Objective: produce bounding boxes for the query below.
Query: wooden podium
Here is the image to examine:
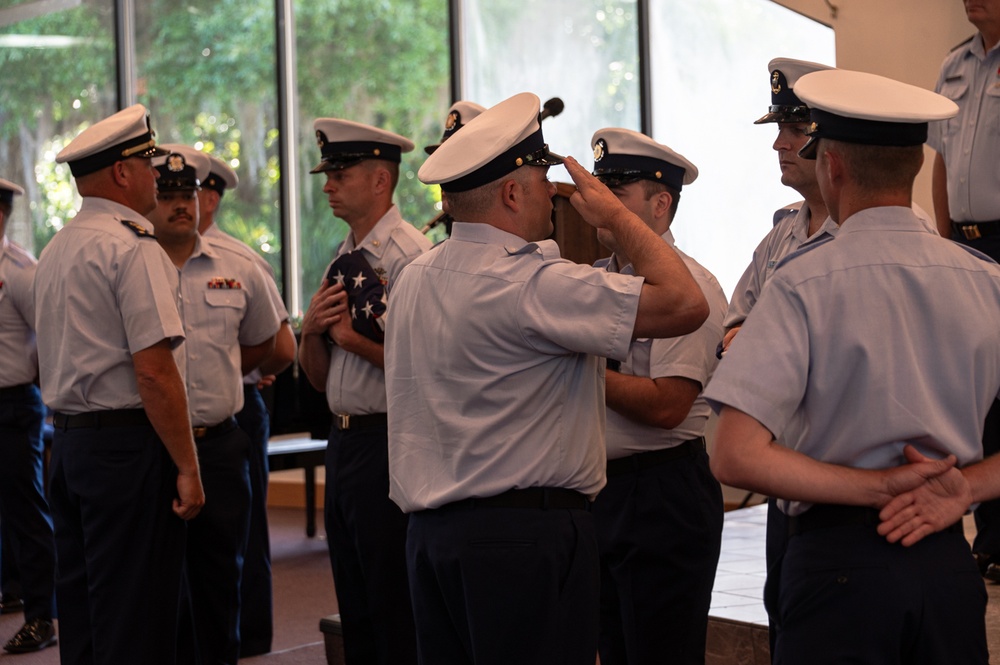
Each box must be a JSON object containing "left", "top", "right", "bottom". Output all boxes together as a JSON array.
[{"left": 550, "top": 182, "right": 612, "bottom": 266}]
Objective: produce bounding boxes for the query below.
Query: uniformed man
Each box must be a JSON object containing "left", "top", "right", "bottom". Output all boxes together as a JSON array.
[
  {"left": 588, "top": 129, "right": 726, "bottom": 665},
  {"left": 0, "top": 177, "right": 56, "bottom": 654},
  {"left": 423, "top": 100, "right": 486, "bottom": 154},
  {"left": 722, "top": 58, "right": 836, "bottom": 351},
  {"left": 705, "top": 69, "right": 996, "bottom": 664},
  {"left": 721, "top": 58, "right": 837, "bottom": 655},
  {"left": 35, "top": 104, "right": 204, "bottom": 665},
  {"left": 385, "top": 92, "right": 709, "bottom": 664},
  {"left": 298, "top": 117, "right": 431, "bottom": 665},
  {"left": 148, "top": 146, "right": 280, "bottom": 665},
  {"left": 190, "top": 149, "right": 297, "bottom": 655},
  {"left": 928, "top": 0, "right": 1000, "bottom": 580},
  {"left": 423, "top": 101, "right": 487, "bottom": 236}
]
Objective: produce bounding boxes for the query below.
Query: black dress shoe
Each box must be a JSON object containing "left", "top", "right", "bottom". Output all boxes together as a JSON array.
[
  {"left": 985, "top": 563, "right": 1000, "bottom": 584},
  {"left": 3, "top": 618, "right": 56, "bottom": 653},
  {"left": 0, "top": 594, "right": 24, "bottom": 614}
]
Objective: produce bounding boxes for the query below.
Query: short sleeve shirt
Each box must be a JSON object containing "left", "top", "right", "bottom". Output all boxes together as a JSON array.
[
  {"left": 927, "top": 34, "right": 1000, "bottom": 223},
  {"left": 704, "top": 207, "right": 1000, "bottom": 515},
  {"left": 34, "top": 197, "right": 185, "bottom": 413},
  {"left": 725, "top": 202, "right": 838, "bottom": 328},
  {"left": 203, "top": 224, "right": 290, "bottom": 385},
  {"left": 173, "top": 235, "right": 281, "bottom": 425},
  {"left": 0, "top": 237, "right": 38, "bottom": 388},
  {"left": 385, "top": 222, "right": 643, "bottom": 512},
  {"left": 597, "top": 230, "right": 728, "bottom": 458},
  {"left": 322, "top": 205, "right": 431, "bottom": 414}
]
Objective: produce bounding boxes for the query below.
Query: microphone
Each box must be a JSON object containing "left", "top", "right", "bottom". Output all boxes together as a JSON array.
[{"left": 539, "top": 97, "right": 565, "bottom": 121}]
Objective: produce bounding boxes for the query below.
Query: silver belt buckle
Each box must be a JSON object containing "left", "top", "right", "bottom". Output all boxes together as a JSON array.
[
  {"left": 962, "top": 224, "right": 982, "bottom": 240},
  {"left": 335, "top": 413, "right": 351, "bottom": 430}
]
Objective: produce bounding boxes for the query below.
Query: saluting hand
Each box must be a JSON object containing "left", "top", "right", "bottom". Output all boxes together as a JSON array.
[{"left": 563, "top": 156, "right": 633, "bottom": 231}]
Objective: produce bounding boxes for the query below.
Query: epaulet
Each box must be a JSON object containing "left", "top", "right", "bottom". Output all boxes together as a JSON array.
[
  {"left": 121, "top": 219, "right": 156, "bottom": 239},
  {"left": 951, "top": 34, "right": 975, "bottom": 53}
]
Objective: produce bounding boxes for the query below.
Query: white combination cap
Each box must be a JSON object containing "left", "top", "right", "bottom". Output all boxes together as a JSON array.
[
  {"left": 795, "top": 69, "right": 960, "bottom": 159},
  {"left": 203, "top": 153, "right": 239, "bottom": 195},
  {"left": 591, "top": 127, "right": 698, "bottom": 190},
  {"left": 0, "top": 178, "right": 25, "bottom": 206},
  {"left": 311, "top": 118, "right": 414, "bottom": 173},
  {"left": 56, "top": 104, "right": 166, "bottom": 177},
  {"left": 418, "top": 92, "right": 564, "bottom": 193},
  {"left": 152, "top": 145, "right": 211, "bottom": 191},
  {"left": 755, "top": 57, "right": 835, "bottom": 124},
  {"left": 424, "top": 101, "right": 487, "bottom": 154}
]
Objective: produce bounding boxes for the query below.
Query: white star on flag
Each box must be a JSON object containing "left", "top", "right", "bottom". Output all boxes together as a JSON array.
[
  {"left": 352, "top": 271, "right": 367, "bottom": 289},
  {"left": 332, "top": 270, "right": 345, "bottom": 285},
  {"left": 362, "top": 301, "right": 375, "bottom": 318}
]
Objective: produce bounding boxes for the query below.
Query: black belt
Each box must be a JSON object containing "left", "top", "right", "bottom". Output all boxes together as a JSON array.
[
  {"left": 442, "top": 487, "right": 590, "bottom": 511},
  {"left": 53, "top": 408, "right": 150, "bottom": 430},
  {"left": 0, "top": 383, "right": 34, "bottom": 399},
  {"left": 332, "top": 412, "right": 387, "bottom": 431},
  {"left": 606, "top": 437, "right": 705, "bottom": 477},
  {"left": 787, "top": 504, "right": 963, "bottom": 537},
  {"left": 953, "top": 220, "right": 1000, "bottom": 241},
  {"left": 193, "top": 417, "right": 238, "bottom": 440}
]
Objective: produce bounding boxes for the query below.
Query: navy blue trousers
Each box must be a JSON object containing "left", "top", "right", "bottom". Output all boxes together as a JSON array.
[
  {"left": 407, "top": 502, "right": 600, "bottom": 665},
  {"left": 592, "top": 448, "right": 723, "bottom": 665},
  {"left": 0, "top": 385, "right": 55, "bottom": 621},
  {"left": 235, "top": 384, "right": 273, "bottom": 656},
  {"left": 181, "top": 425, "right": 252, "bottom": 665},
  {"left": 769, "top": 524, "right": 987, "bottom": 665},
  {"left": 324, "top": 422, "right": 416, "bottom": 665},
  {"left": 49, "top": 424, "right": 186, "bottom": 665}
]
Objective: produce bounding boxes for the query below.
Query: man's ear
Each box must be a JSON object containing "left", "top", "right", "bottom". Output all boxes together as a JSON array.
[
  {"left": 202, "top": 189, "right": 221, "bottom": 216},
  {"left": 820, "top": 145, "right": 844, "bottom": 187},
  {"left": 372, "top": 166, "right": 391, "bottom": 195},
  {"left": 499, "top": 178, "right": 519, "bottom": 213},
  {"left": 652, "top": 189, "right": 673, "bottom": 221},
  {"left": 111, "top": 160, "right": 130, "bottom": 188}
]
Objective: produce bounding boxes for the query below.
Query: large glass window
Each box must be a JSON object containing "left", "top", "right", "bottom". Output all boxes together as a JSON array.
[
  {"left": 134, "top": 0, "right": 282, "bottom": 284},
  {"left": 294, "top": 0, "right": 450, "bottom": 312},
  {"left": 0, "top": 0, "right": 117, "bottom": 256},
  {"left": 648, "top": 0, "right": 835, "bottom": 298},
  {"left": 460, "top": 0, "right": 640, "bottom": 182},
  {"left": 2, "top": 0, "right": 835, "bottom": 310}
]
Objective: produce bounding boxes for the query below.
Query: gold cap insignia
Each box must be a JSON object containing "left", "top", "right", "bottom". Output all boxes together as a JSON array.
[
  {"left": 771, "top": 71, "right": 782, "bottom": 95},
  {"left": 445, "top": 111, "right": 460, "bottom": 130},
  {"left": 167, "top": 154, "right": 185, "bottom": 172},
  {"left": 593, "top": 139, "right": 607, "bottom": 162},
  {"left": 315, "top": 130, "right": 325, "bottom": 147}
]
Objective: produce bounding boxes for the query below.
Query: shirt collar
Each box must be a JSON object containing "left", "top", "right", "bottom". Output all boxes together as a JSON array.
[{"left": 341, "top": 205, "right": 403, "bottom": 260}]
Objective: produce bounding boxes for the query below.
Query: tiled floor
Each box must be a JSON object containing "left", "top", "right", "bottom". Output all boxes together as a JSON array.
[
  {"left": 710, "top": 504, "right": 769, "bottom": 627},
  {"left": 706, "top": 504, "right": 770, "bottom": 665}
]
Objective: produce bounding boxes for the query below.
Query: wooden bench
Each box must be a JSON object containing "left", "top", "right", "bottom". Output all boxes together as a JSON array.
[{"left": 267, "top": 434, "right": 327, "bottom": 537}]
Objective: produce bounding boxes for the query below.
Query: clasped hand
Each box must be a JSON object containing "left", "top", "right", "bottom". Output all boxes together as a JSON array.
[{"left": 876, "top": 444, "right": 972, "bottom": 547}]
